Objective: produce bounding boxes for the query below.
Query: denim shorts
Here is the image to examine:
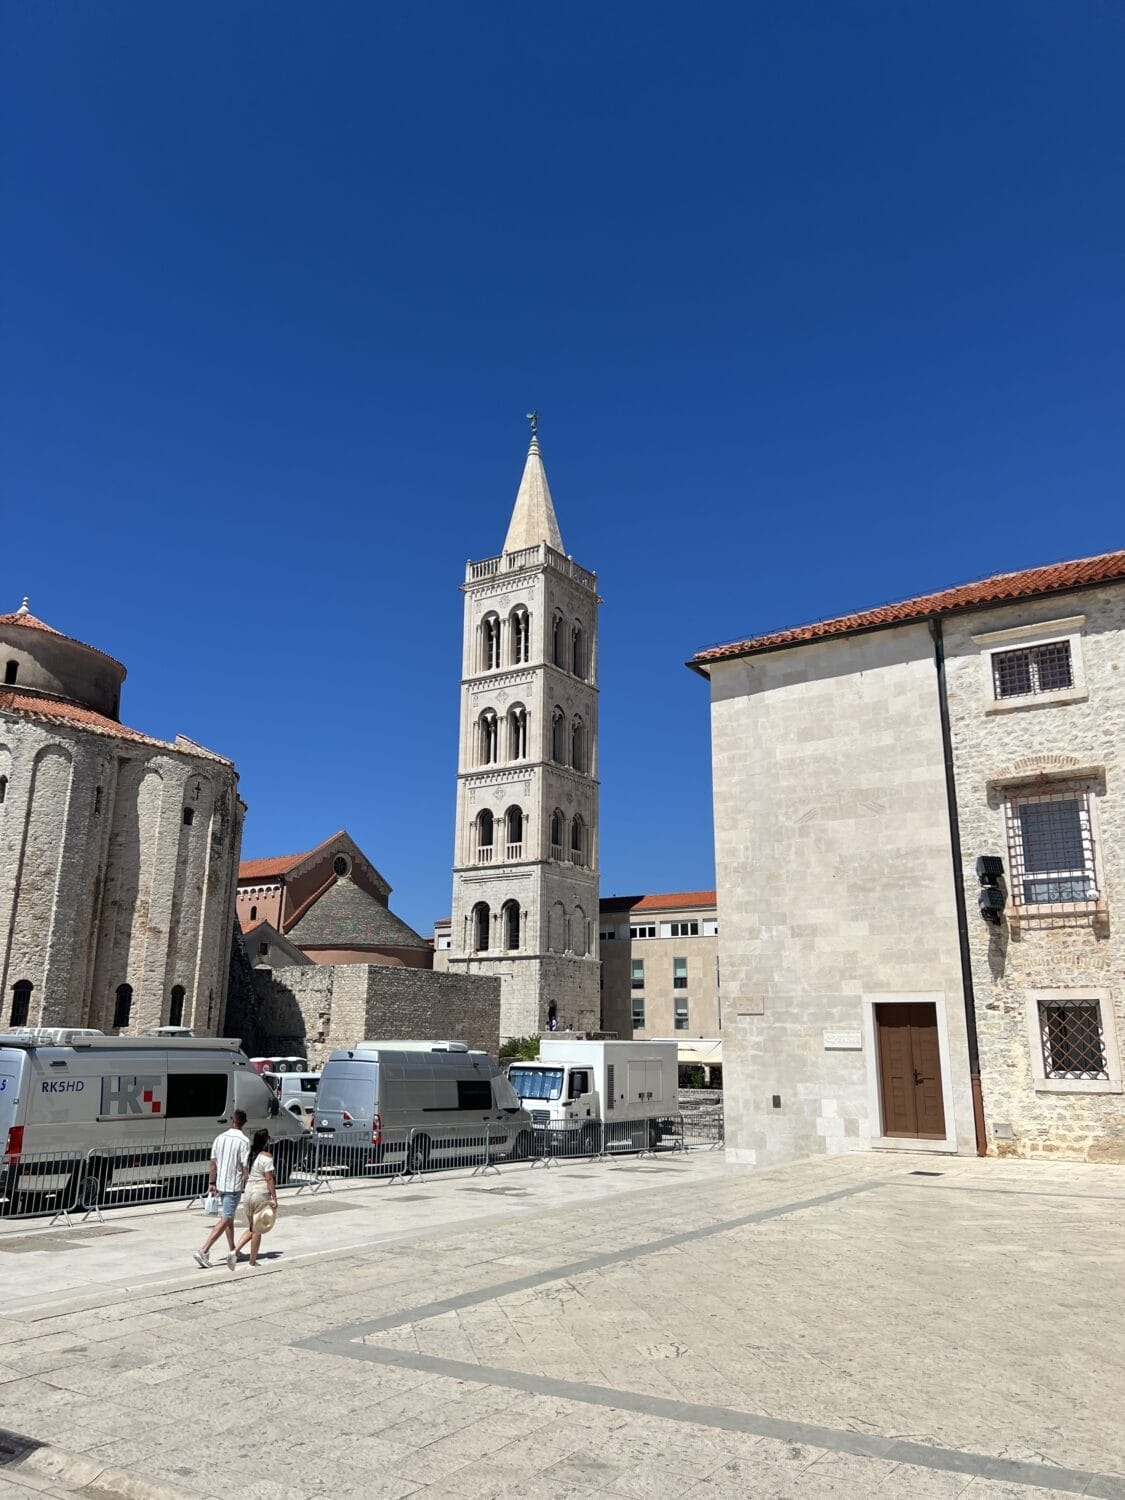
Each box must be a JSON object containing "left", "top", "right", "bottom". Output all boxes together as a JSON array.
[{"left": 219, "top": 1190, "right": 242, "bottom": 1220}]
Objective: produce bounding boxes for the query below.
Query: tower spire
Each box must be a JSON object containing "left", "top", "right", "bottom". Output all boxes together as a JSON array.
[{"left": 502, "top": 413, "right": 564, "bottom": 554}]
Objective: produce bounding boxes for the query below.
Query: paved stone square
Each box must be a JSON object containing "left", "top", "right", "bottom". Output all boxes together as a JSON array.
[{"left": 0, "top": 1151, "right": 1122, "bottom": 1499}]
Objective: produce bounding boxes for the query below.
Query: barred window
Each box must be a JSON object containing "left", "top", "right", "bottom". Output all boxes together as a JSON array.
[
  {"left": 992, "top": 641, "right": 1072, "bottom": 700},
  {"left": 1039, "top": 1000, "right": 1108, "bottom": 1081},
  {"left": 1004, "top": 785, "right": 1098, "bottom": 908}
]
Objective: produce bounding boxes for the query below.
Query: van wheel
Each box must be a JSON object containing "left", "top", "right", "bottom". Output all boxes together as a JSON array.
[
  {"left": 407, "top": 1135, "right": 431, "bottom": 1174},
  {"left": 512, "top": 1129, "right": 533, "bottom": 1161},
  {"left": 272, "top": 1141, "right": 294, "bottom": 1188},
  {"left": 69, "top": 1159, "right": 109, "bottom": 1212}
]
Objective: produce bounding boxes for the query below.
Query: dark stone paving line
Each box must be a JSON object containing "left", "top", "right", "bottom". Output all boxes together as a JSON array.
[
  {"left": 304, "top": 1179, "right": 882, "bottom": 1344},
  {"left": 302, "top": 1342, "right": 1125, "bottom": 1499},
  {"left": 891, "top": 1182, "right": 1125, "bottom": 1205}
]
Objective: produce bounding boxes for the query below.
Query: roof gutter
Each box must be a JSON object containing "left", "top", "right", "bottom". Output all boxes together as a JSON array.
[{"left": 929, "top": 615, "right": 987, "bottom": 1157}]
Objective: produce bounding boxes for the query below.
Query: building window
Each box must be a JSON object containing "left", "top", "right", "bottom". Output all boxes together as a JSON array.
[
  {"left": 93, "top": 786, "right": 102, "bottom": 815},
  {"left": 436, "top": 933, "right": 451, "bottom": 951},
  {"left": 0, "top": 775, "right": 7, "bottom": 805},
  {"left": 502, "top": 900, "right": 521, "bottom": 950},
  {"left": 674, "top": 999, "right": 689, "bottom": 1031},
  {"left": 631, "top": 997, "right": 645, "bottom": 1030},
  {"left": 550, "top": 810, "right": 564, "bottom": 861},
  {"left": 702, "top": 918, "right": 718, "bottom": 936},
  {"left": 249, "top": 904, "right": 258, "bottom": 921},
  {"left": 169, "top": 985, "right": 185, "bottom": 1027},
  {"left": 481, "top": 614, "right": 501, "bottom": 671},
  {"left": 9, "top": 980, "right": 32, "bottom": 1027},
  {"left": 600, "top": 927, "right": 617, "bottom": 941},
  {"left": 475, "top": 809, "right": 495, "bottom": 864},
  {"left": 570, "top": 717, "right": 586, "bottom": 773},
  {"left": 630, "top": 959, "right": 644, "bottom": 990},
  {"left": 333, "top": 855, "right": 351, "bottom": 878},
  {"left": 551, "top": 707, "right": 566, "bottom": 764},
  {"left": 572, "top": 623, "right": 586, "bottom": 679},
  {"left": 4, "top": 660, "right": 17, "bottom": 685},
  {"left": 113, "top": 983, "right": 133, "bottom": 1029},
  {"left": 471, "top": 902, "right": 491, "bottom": 952},
  {"left": 509, "top": 607, "right": 530, "bottom": 665},
  {"left": 661, "top": 920, "right": 700, "bottom": 938},
  {"left": 1040, "top": 1000, "right": 1107, "bottom": 1081},
  {"left": 505, "top": 805, "right": 524, "bottom": 860},
  {"left": 479, "top": 710, "right": 499, "bottom": 766},
  {"left": 182, "top": 806, "right": 195, "bottom": 826},
  {"left": 992, "top": 641, "right": 1073, "bottom": 700},
  {"left": 673, "top": 957, "right": 688, "bottom": 989},
  {"left": 570, "top": 816, "right": 585, "bottom": 867},
  {"left": 258, "top": 943, "right": 269, "bottom": 957},
  {"left": 507, "top": 705, "right": 528, "bottom": 760},
  {"left": 630, "top": 923, "right": 656, "bottom": 939},
  {"left": 1004, "top": 784, "right": 1099, "bottom": 909},
  {"left": 552, "top": 612, "right": 567, "bottom": 669}
]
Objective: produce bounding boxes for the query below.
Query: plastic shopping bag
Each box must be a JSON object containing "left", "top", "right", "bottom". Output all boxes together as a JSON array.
[{"left": 203, "top": 1191, "right": 220, "bottom": 1216}]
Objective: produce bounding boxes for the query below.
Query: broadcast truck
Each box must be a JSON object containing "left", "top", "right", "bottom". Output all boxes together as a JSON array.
[{"left": 507, "top": 1038, "right": 679, "bottom": 1151}]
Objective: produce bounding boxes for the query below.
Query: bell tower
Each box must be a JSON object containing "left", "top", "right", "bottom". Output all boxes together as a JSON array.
[{"left": 446, "top": 418, "right": 601, "bottom": 1040}]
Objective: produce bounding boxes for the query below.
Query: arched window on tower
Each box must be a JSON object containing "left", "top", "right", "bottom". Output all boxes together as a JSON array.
[
  {"left": 475, "top": 809, "right": 494, "bottom": 864},
  {"left": 551, "top": 707, "right": 566, "bottom": 764},
  {"left": 570, "top": 716, "right": 586, "bottom": 774},
  {"left": 480, "top": 614, "right": 501, "bottom": 671},
  {"left": 182, "top": 806, "right": 195, "bottom": 826},
  {"left": 550, "top": 810, "right": 565, "bottom": 860},
  {"left": 507, "top": 705, "right": 527, "bottom": 761},
  {"left": 471, "top": 902, "right": 491, "bottom": 952},
  {"left": 572, "top": 622, "right": 586, "bottom": 680},
  {"left": 9, "top": 980, "right": 32, "bottom": 1027},
  {"left": 505, "top": 806, "right": 524, "bottom": 860},
  {"left": 113, "top": 983, "right": 133, "bottom": 1029},
  {"left": 570, "top": 816, "right": 586, "bottom": 868},
  {"left": 552, "top": 612, "right": 567, "bottom": 670},
  {"left": 479, "top": 710, "right": 499, "bottom": 766},
  {"left": 509, "top": 607, "right": 530, "bottom": 665},
  {"left": 249, "top": 904, "right": 258, "bottom": 921},
  {"left": 4, "top": 661, "right": 17, "bottom": 686},
  {"left": 502, "top": 899, "right": 521, "bottom": 951},
  {"left": 169, "top": 985, "right": 186, "bottom": 1027}
]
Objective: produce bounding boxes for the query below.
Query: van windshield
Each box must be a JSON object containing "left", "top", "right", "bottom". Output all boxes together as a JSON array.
[
  {"left": 508, "top": 1066, "right": 564, "bottom": 1101},
  {"left": 318, "top": 1069, "right": 376, "bottom": 1120}
]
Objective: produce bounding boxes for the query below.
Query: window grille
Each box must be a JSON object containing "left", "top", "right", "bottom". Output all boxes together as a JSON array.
[
  {"left": 1039, "top": 1000, "right": 1108, "bottom": 1080},
  {"left": 992, "top": 641, "right": 1072, "bottom": 699},
  {"left": 1004, "top": 785, "right": 1098, "bottom": 909}
]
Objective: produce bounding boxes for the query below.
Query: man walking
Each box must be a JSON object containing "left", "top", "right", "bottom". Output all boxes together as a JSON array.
[{"left": 194, "top": 1108, "right": 250, "bottom": 1271}]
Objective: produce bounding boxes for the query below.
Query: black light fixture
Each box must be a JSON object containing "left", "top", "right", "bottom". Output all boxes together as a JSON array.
[{"left": 976, "top": 855, "right": 1006, "bottom": 925}]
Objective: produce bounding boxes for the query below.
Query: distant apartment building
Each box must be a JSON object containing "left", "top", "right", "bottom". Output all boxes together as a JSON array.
[{"left": 691, "top": 548, "right": 1125, "bottom": 1167}]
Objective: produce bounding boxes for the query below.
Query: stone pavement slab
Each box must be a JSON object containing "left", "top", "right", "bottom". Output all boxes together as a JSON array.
[{"left": 0, "top": 1151, "right": 1123, "bottom": 1499}]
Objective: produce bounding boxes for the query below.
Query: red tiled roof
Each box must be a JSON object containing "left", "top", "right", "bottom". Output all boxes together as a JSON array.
[
  {"left": 0, "top": 606, "right": 126, "bottom": 672},
  {"left": 0, "top": 688, "right": 230, "bottom": 763},
  {"left": 600, "top": 891, "right": 716, "bottom": 914},
  {"left": 238, "top": 829, "right": 348, "bottom": 883},
  {"left": 690, "top": 549, "right": 1125, "bottom": 668}
]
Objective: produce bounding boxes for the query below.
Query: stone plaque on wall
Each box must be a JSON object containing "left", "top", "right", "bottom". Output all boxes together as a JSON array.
[{"left": 823, "top": 1031, "right": 862, "bottom": 1051}]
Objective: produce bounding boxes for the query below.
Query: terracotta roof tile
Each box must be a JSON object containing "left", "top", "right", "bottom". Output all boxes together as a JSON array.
[
  {"left": 0, "top": 689, "right": 230, "bottom": 763},
  {"left": 0, "top": 606, "right": 126, "bottom": 672},
  {"left": 238, "top": 830, "right": 349, "bottom": 883},
  {"left": 690, "top": 548, "right": 1125, "bottom": 668},
  {"left": 600, "top": 891, "right": 716, "bottom": 914}
]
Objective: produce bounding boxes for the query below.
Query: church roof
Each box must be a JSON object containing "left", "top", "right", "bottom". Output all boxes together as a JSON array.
[
  {"left": 690, "top": 548, "right": 1125, "bottom": 668},
  {"left": 0, "top": 599, "right": 127, "bottom": 672},
  {"left": 0, "top": 688, "right": 232, "bottom": 763},
  {"left": 286, "top": 876, "right": 428, "bottom": 950},
  {"left": 501, "top": 435, "right": 565, "bottom": 554},
  {"left": 238, "top": 830, "right": 349, "bottom": 882}
]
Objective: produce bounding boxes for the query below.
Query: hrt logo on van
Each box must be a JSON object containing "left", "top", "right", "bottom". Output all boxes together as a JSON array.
[{"left": 101, "top": 1076, "right": 164, "bottom": 1115}]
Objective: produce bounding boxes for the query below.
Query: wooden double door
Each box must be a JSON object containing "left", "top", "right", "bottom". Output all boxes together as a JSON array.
[{"left": 875, "top": 1002, "right": 946, "bottom": 1139}]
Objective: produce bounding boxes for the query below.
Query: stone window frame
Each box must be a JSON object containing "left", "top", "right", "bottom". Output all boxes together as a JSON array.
[
  {"left": 1024, "top": 987, "right": 1122, "bottom": 1096},
  {"left": 972, "top": 615, "right": 1088, "bottom": 714},
  {"left": 1001, "top": 777, "right": 1106, "bottom": 921}
]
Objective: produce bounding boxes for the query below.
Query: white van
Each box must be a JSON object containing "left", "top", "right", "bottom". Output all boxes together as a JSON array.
[
  {"left": 262, "top": 1070, "right": 319, "bottom": 1125},
  {"left": 313, "top": 1041, "right": 532, "bottom": 1173},
  {"left": 0, "top": 1034, "right": 306, "bottom": 1214}
]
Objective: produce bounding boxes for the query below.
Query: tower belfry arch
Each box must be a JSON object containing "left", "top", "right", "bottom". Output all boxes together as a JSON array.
[{"left": 446, "top": 421, "right": 601, "bottom": 1039}]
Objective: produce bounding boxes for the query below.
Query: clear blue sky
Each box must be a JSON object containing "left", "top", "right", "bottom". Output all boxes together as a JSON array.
[{"left": 3, "top": 2, "right": 1122, "bottom": 934}]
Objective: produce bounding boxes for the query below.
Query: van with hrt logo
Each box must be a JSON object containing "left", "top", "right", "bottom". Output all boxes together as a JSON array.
[{"left": 0, "top": 1033, "right": 305, "bottom": 1215}]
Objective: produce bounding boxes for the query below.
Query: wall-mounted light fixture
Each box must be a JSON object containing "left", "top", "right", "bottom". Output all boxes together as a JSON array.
[{"left": 976, "top": 855, "right": 1006, "bottom": 925}]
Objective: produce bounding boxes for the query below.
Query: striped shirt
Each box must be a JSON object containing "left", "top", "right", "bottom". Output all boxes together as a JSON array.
[{"left": 210, "top": 1127, "right": 250, "bottom": 1193}]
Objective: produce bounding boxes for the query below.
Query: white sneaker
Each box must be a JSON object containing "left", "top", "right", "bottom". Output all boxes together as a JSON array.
[
  {"left": 226, "top": 1251, "right": 237, "bottom": 1272},
  {"left": 193, "top": 1250, "right": 211, "bottom": 1269}
]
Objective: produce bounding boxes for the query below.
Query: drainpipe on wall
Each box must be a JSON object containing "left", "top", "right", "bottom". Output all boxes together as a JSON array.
[{"left": 929, "top": 617, "right": 988, "bottom": 1156}]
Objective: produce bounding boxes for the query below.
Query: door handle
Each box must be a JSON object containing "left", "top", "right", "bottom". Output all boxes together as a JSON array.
[{"left": 912, "top": 1069, "right": 923, "bottom": 1086}]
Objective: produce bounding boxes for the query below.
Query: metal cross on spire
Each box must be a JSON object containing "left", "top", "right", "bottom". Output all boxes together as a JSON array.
[{"left": 525, "top": 410, "right": 540, "bottom": 441}]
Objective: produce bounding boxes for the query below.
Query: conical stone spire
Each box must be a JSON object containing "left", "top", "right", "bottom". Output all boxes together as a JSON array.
[{"left": 501, "top": 429, "right": 564, "bottom": 555}]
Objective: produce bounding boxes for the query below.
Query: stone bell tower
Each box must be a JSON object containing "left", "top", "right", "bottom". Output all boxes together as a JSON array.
[{"left": 446, "top": 418, "right": 601, "bottom": 1041}]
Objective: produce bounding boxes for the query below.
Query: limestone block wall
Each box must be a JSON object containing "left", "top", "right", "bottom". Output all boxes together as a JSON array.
[
  {"left": 709, "top": 623, "right": 977, "bottom": 1167},
  {"left": 943, "top": 584, "right": 1125, "bottom": 1161},
  {"left": 252, "top": 963, "right": 503, "bottom": 1067}
]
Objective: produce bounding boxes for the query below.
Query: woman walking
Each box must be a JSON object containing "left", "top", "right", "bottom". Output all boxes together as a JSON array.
[{"left": 233, "top": 1128, "right": 278, "bottom": 1267}]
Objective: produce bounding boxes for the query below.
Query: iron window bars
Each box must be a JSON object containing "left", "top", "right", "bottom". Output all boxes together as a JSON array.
[
  {"left": 1003, "top": 784, "right": 1099, "bottom": 911},
  {"left": 992, "top": 640, "right": 1073, "bottom": 700},
  {"left": 1039, "top": 1000, "right": 1109, "bottom": 1081}
]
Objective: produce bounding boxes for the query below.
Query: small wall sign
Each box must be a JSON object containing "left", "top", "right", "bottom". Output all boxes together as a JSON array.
[{"left": 823, "top": 1031, "right": 862, "bottom": 1051}]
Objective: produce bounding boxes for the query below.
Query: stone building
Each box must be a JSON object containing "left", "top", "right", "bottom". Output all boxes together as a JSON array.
[
  {"left": 237, "top": 829, "right": 429, "bottom": 968},
  {"left": 598, "top": 892, "right": 721, "bottom": 1047},
  {"left": 443, "top": 426, "right": 601, "bottom": 1040},
  {"left": 691, "top": 550, "right": 1125, "bottom": 1166},
  {"left": 0, "top": 599, "right": 243, "bottom": 1036}
]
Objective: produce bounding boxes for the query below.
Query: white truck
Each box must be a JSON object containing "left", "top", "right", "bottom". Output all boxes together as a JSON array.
[{"left": 507, "top": 1039, "right": 679, "bottom": 1151}]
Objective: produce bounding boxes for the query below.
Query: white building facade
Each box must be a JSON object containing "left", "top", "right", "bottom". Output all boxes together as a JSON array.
[
  {"left": 692, "top": 550, "right": 1125, "bottom": 1166},
  {"left": 444, "top": 429, "right": 601, "bottom": 1040}
]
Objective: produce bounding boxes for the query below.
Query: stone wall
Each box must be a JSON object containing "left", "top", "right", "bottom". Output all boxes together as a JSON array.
[
  {"left": 944, "top": 584, "right": 1125, "bottom": 1161},
  {"left": 251, "top": 963, "right": 503, "bottom": 1067},
  {"left": 708, "top": 623, "right": 977, "bottom": 1167}
]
